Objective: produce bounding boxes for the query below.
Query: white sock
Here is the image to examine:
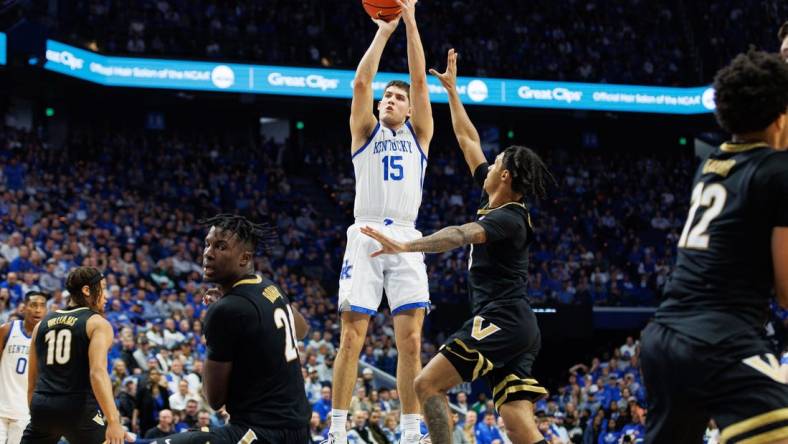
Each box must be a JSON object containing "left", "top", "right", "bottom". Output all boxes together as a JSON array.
[
  {"left": 401, "top": 413, "right": 421, "bottom": 436},
  {"left": 330, "top": 409, "right": 348, "bottom": 435}
]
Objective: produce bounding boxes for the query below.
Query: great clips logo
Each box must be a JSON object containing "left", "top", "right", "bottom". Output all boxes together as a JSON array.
[
  {"left": 517, "top": 85, "right": 583, "bottom": 104},
  {"left": 46, "top": 49, "right": 85, "bottom": 70}
]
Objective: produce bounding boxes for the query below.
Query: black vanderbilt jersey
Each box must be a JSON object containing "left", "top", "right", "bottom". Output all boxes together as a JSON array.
[
  {"left": 660, "top": 142, "right": 788, "bottom": 343},
  {"left": 34, "top": 306, "right": 98, "bottom": 397},
  {"left": 203, "top": 274, "right": 311, "bottom": 429},
  {"left": 467, "top": 164, "right": 534, "bottom": 315}
]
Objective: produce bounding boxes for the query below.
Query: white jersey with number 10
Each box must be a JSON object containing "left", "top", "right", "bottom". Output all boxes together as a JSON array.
[{"left": 352, "top": 121, "right": 427, "bottom": 225}]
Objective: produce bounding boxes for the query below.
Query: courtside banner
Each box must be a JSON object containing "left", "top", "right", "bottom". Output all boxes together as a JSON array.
[
  {"left": 0, "top": 33, "right": 6, "bottom": 65},
  {"left": 45, "top": 40, "right": 715, "bottom": 114}
]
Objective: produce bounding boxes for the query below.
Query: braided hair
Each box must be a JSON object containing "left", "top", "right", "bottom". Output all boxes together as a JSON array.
[
  {"left": 198, "top": 213, "right": 277, "bottom": 253},
  {"left": 501, "top": 145, "right": 556, "bottom": 200},
  {"left": 65, "top": 266, "right": 104, "bottom": 311}
]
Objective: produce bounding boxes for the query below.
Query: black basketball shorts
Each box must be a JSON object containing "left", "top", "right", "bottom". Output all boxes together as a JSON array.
[
  {"left": 641, "top": 321, "right": 788, "bottom": 444},
  {"left": 439, "top": 298, "right": 548, "bottom": 411}
]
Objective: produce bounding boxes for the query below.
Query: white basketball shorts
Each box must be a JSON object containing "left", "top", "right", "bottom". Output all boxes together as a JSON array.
[{"left": 338, "top": 220, "right": 430, "bottom": 315}]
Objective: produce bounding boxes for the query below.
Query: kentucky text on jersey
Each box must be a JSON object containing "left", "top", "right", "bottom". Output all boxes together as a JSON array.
[
  {"left": 6, "top": 344, "right": 29, "bottom": 355},
  {"left": 47, "top": 315, "right": 78, "bottom": 328},
  {"left": 372, "top": 139, "right": 413, "bottom": 154}
]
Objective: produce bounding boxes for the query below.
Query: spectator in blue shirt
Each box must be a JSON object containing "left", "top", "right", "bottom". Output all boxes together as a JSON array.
[
  {"left": 8, "top": 246, "right": 33, "bottom": 273},
  {"left": 312, "top": 386, "right": 332, "bottom": 422},
  {"left": 619, "top": 408, "right": 646, "bottom": 443},
  {"left": 475, "top": 412, "right": 503, "bottom": 444},
  {"left": 0, "top": 272, "right": 23, "bottom": 305},
  {"left": 598, "top": 418, "right": 620, "bottom": 444}
]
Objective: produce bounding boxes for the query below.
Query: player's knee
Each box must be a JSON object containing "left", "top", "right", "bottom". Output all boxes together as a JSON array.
[
  {"left": 413, "top": 372, "right": 441, "bottom": 398},
  {"left": 338, "top": 328, "right": 366, "bottom": 352},
  {"left": 395, "top": 331, "right": 421, "bottom": 357}
]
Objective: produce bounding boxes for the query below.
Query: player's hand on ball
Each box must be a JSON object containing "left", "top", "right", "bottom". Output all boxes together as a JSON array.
[
  {"left": 429, "top": 49, "right": 458, "bottom": 92},
  {"left": 396, "top": 0, "right": 418, "bottom": 24},
  {"left": 373, "top": 15, "right": 401, "bottom": 36},
  {"left": 360, "top": 226, "right": 407, "bottom": 257}
]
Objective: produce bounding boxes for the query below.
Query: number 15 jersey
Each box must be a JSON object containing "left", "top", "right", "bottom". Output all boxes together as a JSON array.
[
  {"left": 660, "top": 142, "right": 788, "bottom": 343},
  {"left": 352, "top": 121, "right": 428, "bottom": 225}
]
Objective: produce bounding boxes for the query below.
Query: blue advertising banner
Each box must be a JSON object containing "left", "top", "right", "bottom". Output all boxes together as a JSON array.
[
  {"left": 0, "top": 33, "right": 6, "bottom": 66},
  {"left": 45, "top": 40, "right": 716, "bottom": 114}
]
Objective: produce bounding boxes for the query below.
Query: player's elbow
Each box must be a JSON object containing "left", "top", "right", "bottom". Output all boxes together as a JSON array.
[
  {"left": 353, "top": 78, "right": 371, "bottom": 91},
  {"left": 88, "top": 367, "right": 106, "bottom": 385}
]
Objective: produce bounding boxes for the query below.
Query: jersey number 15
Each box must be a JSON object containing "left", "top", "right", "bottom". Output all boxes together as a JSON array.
[{"left": 678, "top": 182, "right": 727, "bottom": 249}]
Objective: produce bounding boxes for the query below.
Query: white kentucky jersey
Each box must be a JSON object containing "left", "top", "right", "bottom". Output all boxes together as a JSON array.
[
  {"left": 352, "top": 121, "right": 428, "bottom": 225},
  {"left": 0, "top": 320, "right": 32, "bottom": 419}
]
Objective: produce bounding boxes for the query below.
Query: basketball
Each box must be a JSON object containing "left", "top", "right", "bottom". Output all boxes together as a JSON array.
[{"left": 362, "top": 0, "right": 402, "bottom": 22}]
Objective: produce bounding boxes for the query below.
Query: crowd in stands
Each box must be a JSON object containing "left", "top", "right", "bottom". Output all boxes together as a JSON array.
[
  {"left": 47, "top": 0, "right": 787, "bottom": 86},
  {"left": 310, "top": 141, "right": 695, "bottom": 308},
  {"left": 0, "top": 123, "right": 721, "bottom": 442}
]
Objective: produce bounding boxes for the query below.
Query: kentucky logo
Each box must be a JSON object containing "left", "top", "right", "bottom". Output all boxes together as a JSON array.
[{"left": 340, "top": 260, "right": 353, "bottom": 280}]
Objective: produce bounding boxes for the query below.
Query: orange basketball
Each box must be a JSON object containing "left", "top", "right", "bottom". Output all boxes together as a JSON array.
[{"left": 362, "top": 0, "right": 402, "bottom": 22}]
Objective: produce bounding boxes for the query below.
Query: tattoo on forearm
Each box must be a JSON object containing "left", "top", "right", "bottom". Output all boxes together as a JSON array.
[
  {"left": 407, "top": 226, "right": 473, "bottom": 253},
  {"left": 423, "top": 395, "right": 452, "bottom": 444}
]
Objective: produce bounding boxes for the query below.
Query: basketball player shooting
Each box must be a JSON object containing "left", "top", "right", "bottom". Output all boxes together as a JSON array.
[{"left": 328, "top": 1, "right": 434, "bottom": 443}]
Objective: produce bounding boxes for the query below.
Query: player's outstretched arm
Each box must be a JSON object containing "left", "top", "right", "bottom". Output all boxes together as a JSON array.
[
  {"left": 351, "top": 17, "right": 401, "bottom": 151},
  {"left": 773, "top": 227, "right": 788, "bottom": 308},
  {"left": 430, "top": 49, "right": 487, "bottom": 174},
  {"left": 87, "top": 316, "right": 127, "bottom": 444},
  {"left": 26, "top": 322, "right": 40, "bottom": 408},
  {"left": 399, "top": 0, "right": 434, "bottom": 149},
  {"left": 361, "top": 222, "right": 486, "bottom": 255}
]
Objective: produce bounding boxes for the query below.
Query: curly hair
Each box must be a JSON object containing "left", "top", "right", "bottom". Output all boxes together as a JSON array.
[
  {"left": 713, "top": 49, "right": 788, "bottom": 134},
  {"left": 501, "top": 145, "right": 556, "bottom": 200},
  {"left": 199, "top": 213, "right": 277, "bottom": 253},
  {"left": 65, "top": 267, "right": 104, "bottom": 311},
  {"left": 779, "top": 21, "right": 788, "bottom": 42}
]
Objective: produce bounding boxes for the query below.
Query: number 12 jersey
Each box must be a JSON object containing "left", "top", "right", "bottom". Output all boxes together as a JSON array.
[{"left": 660, "top": 142, "right": 788, "bottom": 343}]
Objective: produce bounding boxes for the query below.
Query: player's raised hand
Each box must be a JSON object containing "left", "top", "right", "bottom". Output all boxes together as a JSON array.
[
  {"left": 396, "top": 0, "right": 418, "bottom": 24},
  {"left": 429, "top": 49, "right": 458, "bottom": 92},
  {"left": 360, "top": 226, "right": 407, "bottom": 257},
  {"left": 372, "top": 14, "right": 401, "bottom": 36}
]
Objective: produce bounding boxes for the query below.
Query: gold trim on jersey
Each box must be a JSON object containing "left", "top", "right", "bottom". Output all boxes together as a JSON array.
[
  {"left": 446, "top": 339, "right": 493, "bottom": 380},
  {"left": 477, "top": 201, "right": 526, "bottom": 216},
  {"left": 702, "top": 158, "right": 737, "bottom": 177},
  {"left": 720, "top": 407, "right": 788, "bottom": 444},
  {"left": 232, "top": 275, "right": 263, "bottom": 288},
  {"left": 263, "top": 285, "right": 283, "bottom": 303},
  {"left": 494, "top": 383, "right": 549, "bottom": 410},
  {"left": 493, "top": 373, "right": 547, "bottom": 409},
  {"left": 735, "top": 427, "right": 788, "bottom": 444},
  {"left": 719, "top": 142, "right": 770, "bottom": 153},
  {"left": 493, "top": 374, "right": 540, "bottom": 397},
  {"left": 55, "top": 306, "right": 89, "bottom": 314},
  {"left": 478, "top": 201, "right": 533, "bottom": 228}
]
